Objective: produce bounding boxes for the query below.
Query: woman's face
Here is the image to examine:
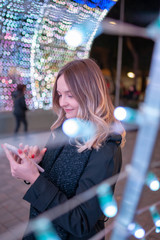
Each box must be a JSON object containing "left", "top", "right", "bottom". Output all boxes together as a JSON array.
[{"left": 57, "top": 74, "right": 79, "bottom": 119}]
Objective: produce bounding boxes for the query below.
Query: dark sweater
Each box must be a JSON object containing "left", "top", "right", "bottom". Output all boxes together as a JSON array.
[{"left": 23, "top": 129, "right": 122, "bottom": 240}]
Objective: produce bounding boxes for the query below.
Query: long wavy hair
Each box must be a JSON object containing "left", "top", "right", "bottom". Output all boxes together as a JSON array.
[{"left": 51, "top": 58, "right": 125, "bottom": 152}]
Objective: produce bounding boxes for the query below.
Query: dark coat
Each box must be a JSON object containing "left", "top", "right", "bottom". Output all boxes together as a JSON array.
[
  {"left": 12, "top": 90, "right": 28, "bottom": 116},
  {"left": 23, "top": 129, "right": 122, "bottom": 240}
]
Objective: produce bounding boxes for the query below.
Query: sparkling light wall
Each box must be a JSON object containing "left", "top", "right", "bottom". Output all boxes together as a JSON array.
[{"left": 0, "top": 0, "right": 118, "bottom": 112}]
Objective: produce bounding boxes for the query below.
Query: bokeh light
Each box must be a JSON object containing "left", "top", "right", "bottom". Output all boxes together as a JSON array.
[
  {"left": 97, "top": 183, "right": 118, "bottom": 218},
  {"left": 0, "top": 0, "right": 118, "bottom": 111}
]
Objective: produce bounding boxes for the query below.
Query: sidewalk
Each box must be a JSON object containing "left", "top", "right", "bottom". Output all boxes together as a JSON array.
[{"left": 0, "top": 130, "right": 160, "bottom": 240}]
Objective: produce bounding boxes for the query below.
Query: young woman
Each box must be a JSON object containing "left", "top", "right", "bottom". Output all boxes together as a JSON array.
[{"left": 3, "top": 59, "right": 125, "bottom": 240}]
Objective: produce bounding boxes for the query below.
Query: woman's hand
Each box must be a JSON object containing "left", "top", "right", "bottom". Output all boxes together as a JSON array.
[
  {"left": 19, "top": 143, "right": 47, "bottom": 164},
  {"left": 2, "top": 144, "right": 40, "bottom": 184}
]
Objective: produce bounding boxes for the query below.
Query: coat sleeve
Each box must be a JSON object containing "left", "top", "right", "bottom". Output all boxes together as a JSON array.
[{"left": 23, "top": 142, "right": 121, "bottom": 237}]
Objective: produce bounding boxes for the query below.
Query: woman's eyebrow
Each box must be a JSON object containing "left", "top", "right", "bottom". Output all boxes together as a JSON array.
[{"left": 57, "top": 90, "right": 72, "bottom": 94}]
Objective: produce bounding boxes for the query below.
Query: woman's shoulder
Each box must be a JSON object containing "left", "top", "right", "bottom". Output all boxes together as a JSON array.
[{"left": 91, "top": 133, "right": 122, "bottom": 159}]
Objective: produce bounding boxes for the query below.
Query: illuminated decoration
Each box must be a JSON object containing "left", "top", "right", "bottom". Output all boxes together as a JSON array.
[
  {"left": 0, "top": 0, "right": 118, "bottom": 112},
  {"left": 0, "top": 0, "right": 42, "bottom": 111},
  {"left": 33, "top": 217, "right": 60, "bottom": 240},
  {"left": 155, "top": 227, "right": 160, "bottom": 233},
  {"left": 62, "top": 118, "right": 96, "bottom": 140},
  {"left": 149, "top": 206, "right": 160, "bottom": 227},
  {"left": 128, "top": 222, "right": 145, "bottom": 239},
  {"left": 97, "top": 183, "right": 118, "bottom": 218},
  {"left": 114, "top": 106, "right": 127, "bottom": 121},
  {"left": 127, "top": 72, "right": 135, "bottom": 78},
  {"left": 114, "top": 106, "right": 139, "bottom": 123},
  {"left": 72, "top": 0, "right": 118, "bottom": 10},
  {"left": 146, "top": 172, "right": 160, "bottom": 191},
  {"left": 30, "top": 0, "right": 108, "bottom": 109}
]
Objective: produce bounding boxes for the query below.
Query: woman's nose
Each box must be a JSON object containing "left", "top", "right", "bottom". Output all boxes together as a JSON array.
[{"left": 59, "top": 96, "right": 68, "bottom": 107}]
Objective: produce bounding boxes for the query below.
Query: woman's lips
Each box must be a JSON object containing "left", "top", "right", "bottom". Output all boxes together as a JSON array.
[{"left": 64, "top": 109, "right": 73, "bottom": 112}]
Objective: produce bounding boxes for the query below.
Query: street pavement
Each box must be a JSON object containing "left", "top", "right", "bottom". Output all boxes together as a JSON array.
[{"left": 0, "top": 130, "right": 160, "bottom": 240}]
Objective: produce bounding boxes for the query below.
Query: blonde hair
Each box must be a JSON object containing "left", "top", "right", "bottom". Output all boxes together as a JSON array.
[{"left": 51, "top": 58, "right": 125, "bottom": 152}]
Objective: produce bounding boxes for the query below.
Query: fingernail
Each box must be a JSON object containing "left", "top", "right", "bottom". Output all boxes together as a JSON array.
[
  {"left": 18, "top": 149, "right": 23, "bottom": 154},
  {"left": 31, "top": 154, "right": 35, "bottom": 158}
]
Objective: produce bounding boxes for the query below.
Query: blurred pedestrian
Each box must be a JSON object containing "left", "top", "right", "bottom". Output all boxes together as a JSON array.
[{"left": 12, "top": 84, "right": 28, "bottom": 134}]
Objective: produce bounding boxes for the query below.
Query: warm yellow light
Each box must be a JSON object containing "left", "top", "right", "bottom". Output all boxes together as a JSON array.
[
  {"left": 109, "top": 21, "right": 116, "bottom": 25},
  {"left": 127, "top": 72, "right": 135, "bottom": 78}
]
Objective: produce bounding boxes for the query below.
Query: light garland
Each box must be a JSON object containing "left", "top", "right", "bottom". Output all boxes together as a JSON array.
[{"left": 0, "top": 0, "right": 117, "bottom": 111}]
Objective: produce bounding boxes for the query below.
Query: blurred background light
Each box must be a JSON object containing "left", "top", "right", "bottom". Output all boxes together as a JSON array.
[
  {"left": 0, "top": 0, "right": 118, "bottom": 112},
  {"left": 64, "top": 29, "right": 83, "bottom": 47},
  {"left": 127, "top": 71, "right": 135, "bottom": 78}
]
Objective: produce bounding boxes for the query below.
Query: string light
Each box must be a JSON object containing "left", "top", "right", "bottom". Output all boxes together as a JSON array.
[
  {"left": 0, "top": 0, "right": 117, "bottom": 111},
  {"left": 62, "top": 118, "right": 96, "bottom": 140},
  {"left": 155, "top": 227, "right": 160, "bottom": 233},
  {"left": 128, "top": 222, "right": 145, "bottom": 239},
  {"left": 97, "top": 183, "right": 118, "bottom": 218},
  {"left": 33, "top": 217, "right": 60, "bottom": 240},
  {"left": 149, "top": 206, "right": 160, "bottom": 227},
  {"left": 145, "top": 172, "right": 160, "bottom": 191}
]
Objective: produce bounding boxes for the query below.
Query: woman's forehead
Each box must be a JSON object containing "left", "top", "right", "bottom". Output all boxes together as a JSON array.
[{"left": 57, "top": 75, "right": 70, "bottom": 92}]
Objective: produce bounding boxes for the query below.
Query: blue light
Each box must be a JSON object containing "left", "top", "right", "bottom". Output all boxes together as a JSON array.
[
  {"left": 62, "top": 118, "right": 96, "bottom": 140},
  {"left": 114, "top": 106, "right": 139, "bottom": 124},
  {"left": 72, "top": 0, "right": 117, "bottom": 10},
  {"left": 149, "top": 206, "right": 160, "bottom": 227},
  {"left": 146, "top": 172, "right": 160, "bottom": 191},
  {"left": 97, "top": 183, "right": 118, "bottom": 218},
  {"left": 33, "top": 217, "right": 60, "bottom": 240},
  {"left": 128, "top": 223, "right": 145, "bottom": 239}
]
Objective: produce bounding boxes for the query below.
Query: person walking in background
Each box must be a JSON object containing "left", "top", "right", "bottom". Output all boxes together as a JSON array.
[
  {"left": 3, "top": 59, "right": 126, "bottom": 240},
  {"left": 12, "top": 84, "right": 28, "bottom": 134}
]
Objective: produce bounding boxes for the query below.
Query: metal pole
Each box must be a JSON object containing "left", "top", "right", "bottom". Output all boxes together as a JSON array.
[{"left": 114, "top": 0, "right": 125, "bottom": 107}]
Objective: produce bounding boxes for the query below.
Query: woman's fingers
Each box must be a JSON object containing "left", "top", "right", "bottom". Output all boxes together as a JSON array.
[
  {"left": 2, "top": 144, "right": 19, "bottom": 169},
  {"left": 34, "top": 148, "right": 47, "bottom": 163}
]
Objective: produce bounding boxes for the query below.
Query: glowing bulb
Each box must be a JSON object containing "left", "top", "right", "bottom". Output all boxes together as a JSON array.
[
  {"left": 33, "top": 217, "right": 60, "bottom": 240},
  {"left": 150, "top": 181, "right": 160, "bottom": 191},
  {"left": 134, "top": 228, "right": 145, "bottom": 239},
  {"left": 64, "top": 29, "right": 83, "bottom": 47},
  {"left": 155, "top": 227, "right": 160, "bottom": 233},
  {"left": 149, "top": 206, "right": 160, "bottom": 227},
  {"left": 127, "top": 72, "right": 135, "bottom": 78},
  {"left": 62, "top": 118, "right": 96, "bottom": 140},
  {"left": 128, "top": 223, "right": 145, "bottom": 239},
  {"left": 104, "top": 205, "right": 117, "bottom": 218},
  {"left": 97, "top": 183, "right": 117, "bottom": 218},
  {"left": 146, "top": 172, "right": 160, "bottom": 191},
  {"left": 114, "top": 106, "right": 138, "bottom": 123},
  {"left": 114, "top": 107, "right": 127, "bottom": 121}
]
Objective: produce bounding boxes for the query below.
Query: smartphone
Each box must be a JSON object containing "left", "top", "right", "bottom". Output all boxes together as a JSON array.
[{"left": 4, "top": 143, "right": 44, "bottom": 173}]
